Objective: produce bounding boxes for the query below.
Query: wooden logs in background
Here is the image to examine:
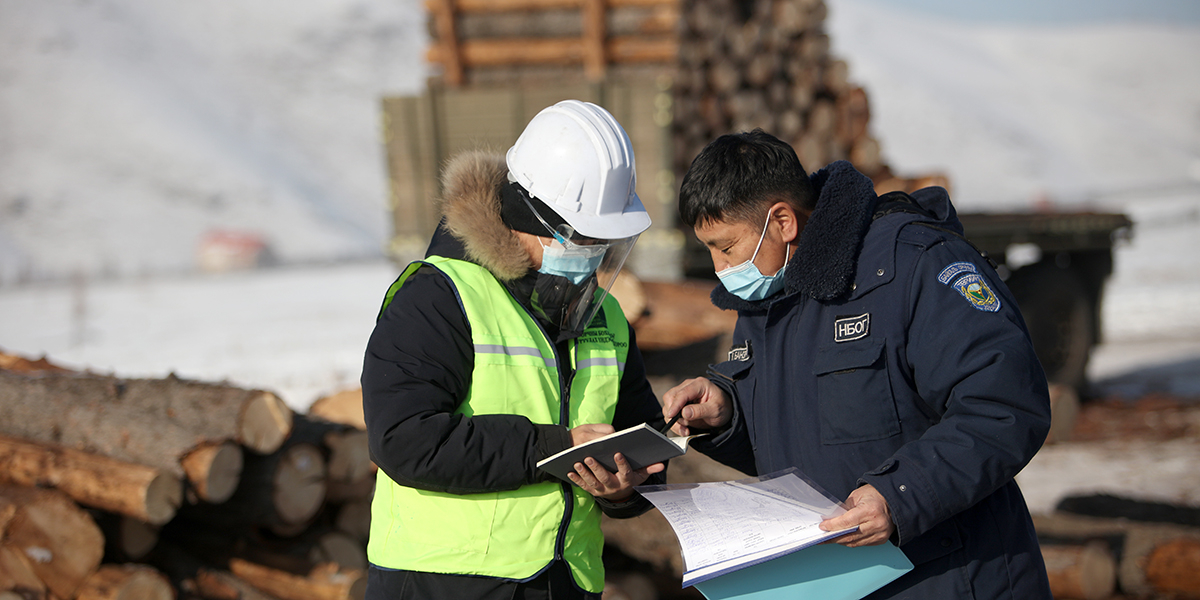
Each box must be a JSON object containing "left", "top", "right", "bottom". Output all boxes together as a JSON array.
[
  {"left": 0, "top": 353, "right": 370, "bottom": 600},
  {"left": 0, "top": 545, "right": 45, "bottom": 599},
  {"left": 180, "top": 441, "right": 245, "bottom": 505},
  {"left": 1034, "top": 509, "right": 1200, "bottom": 599},
  {"left": 671, "top": 0, "right": 888, "bottom": 175},
  {"left": 425, "top": 0, "right": 681, "bottom": 85},
  {"left": 0, "top": 485, "right": 104, "bottom": 600},
  {"left": 0, "top": 369, "right": 289, "bottom": 502},
  {"left": 306, "top": 390, "right": 365, "bottom": 431},
  {"left": 1144, "top": 538, "right": 1200, "bottom": 598},
  {"left": 228, "top": 561, "right": 365, "bottom": 600},
  {"left": 421, "top": 0, "right": 895, "bottom": 180},
  {"left": 76, "top": 565, "right": 173, "bottom": 600},
  {"left": 1041, "top": 541, "right": 1116, "bottom": 600},
  {"left": 94, "top": 514, "right": 160, "bottom": 562},
  {"left": 0, "top": 434, "right": 182, "bottom": 525},
  {"left": 178, "top": 440, "right": 327, "bottom": 535}
]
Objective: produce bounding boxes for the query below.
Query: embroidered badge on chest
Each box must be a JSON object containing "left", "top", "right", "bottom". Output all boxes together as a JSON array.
[
  {"left": 834, "top": 313, "right": 870, "bottom": 343},
  {"left": 729, "top": 340, "right": 752, "bottom": 362}
]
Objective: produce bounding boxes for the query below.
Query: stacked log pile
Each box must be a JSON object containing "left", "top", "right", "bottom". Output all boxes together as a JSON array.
[
  {"left": 0, "top": 353, "right": 371, "bottom": 600},
  {"left": 422, "top": 0, "right": 946, "bottom": 194},
  {"left": 673, "top": 0, "right": 869, "bottom": 177},
  {"left": 423, "top": 0, "right": 681, "bottom": 87},
  {"left": 1031, "top": 494, "right": 1200, "bottom": 600}
]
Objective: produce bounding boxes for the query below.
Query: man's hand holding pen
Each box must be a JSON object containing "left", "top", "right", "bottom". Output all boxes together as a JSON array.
[{"left": 661, "top": 377, "right": 733, "bottom": 436}]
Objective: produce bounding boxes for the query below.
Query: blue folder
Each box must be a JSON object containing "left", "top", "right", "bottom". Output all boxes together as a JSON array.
[{"left": 694, "top": 541, "right": 913, "bottom": 600}]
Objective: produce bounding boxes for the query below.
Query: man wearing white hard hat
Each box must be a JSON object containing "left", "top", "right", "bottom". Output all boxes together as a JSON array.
[{"left": 362, "top": 100, "right": 666, "bottom": 599}]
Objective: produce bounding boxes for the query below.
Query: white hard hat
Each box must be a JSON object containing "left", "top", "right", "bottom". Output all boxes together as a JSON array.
[{"left": 506, "top": 100, "right": 651, "bottom": 240}]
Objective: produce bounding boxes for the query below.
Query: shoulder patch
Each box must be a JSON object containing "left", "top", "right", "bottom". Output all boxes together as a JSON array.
[
  {"left": 950, "top": 273, "right": 1001, "bottom": 312},
  {"left": 937, "top": 261, "right": 977, "bottom": 285},
  {"left": 834, "top": 313, "right": 870, "bottom": 342}
]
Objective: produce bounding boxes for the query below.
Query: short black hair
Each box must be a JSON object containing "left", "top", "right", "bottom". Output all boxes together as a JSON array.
[{"left": 678, "top": 129, "right": 816, "bottom": 229}]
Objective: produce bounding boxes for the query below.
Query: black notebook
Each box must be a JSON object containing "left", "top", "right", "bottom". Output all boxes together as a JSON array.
[{"left": 536, "top": 423, "right": 704, "bottom": 483}]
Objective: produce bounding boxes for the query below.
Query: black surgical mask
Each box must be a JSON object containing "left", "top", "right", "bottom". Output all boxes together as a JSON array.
[{"left": 530, "top": 270, "right": 599, "bottom": 338}]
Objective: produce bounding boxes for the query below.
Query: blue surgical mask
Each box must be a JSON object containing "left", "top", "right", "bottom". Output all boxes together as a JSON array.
[
  {"left": 539, "top": 236, "right": 607, "bottom": 285},
  {"left": 716, "top": 213, "right": 790, "bottom": 301},
  {"left": 519, "top": 191, "right": 612, "bottom": 285}
]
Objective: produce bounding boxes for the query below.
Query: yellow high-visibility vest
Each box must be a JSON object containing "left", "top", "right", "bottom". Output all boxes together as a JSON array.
[{"left": 368, "top": 256, "right": 630, "bottom": 593}]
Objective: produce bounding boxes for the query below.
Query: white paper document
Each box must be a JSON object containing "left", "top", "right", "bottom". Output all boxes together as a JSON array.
[{"left": 637, "top": 469, "right": 857, "bottom": 587}]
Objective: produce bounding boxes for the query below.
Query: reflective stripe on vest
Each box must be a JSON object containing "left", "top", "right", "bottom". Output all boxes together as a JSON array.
[
  {"left": 474, "top": 343, "right": 559, "bottom": 369},
  {"left": 367, "top": 257, "right": 630, "bottom": 593}
]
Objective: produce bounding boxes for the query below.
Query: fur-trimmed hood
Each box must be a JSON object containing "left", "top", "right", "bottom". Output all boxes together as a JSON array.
[{"left": 433, "top": 150, "right": 531, "bottom": 281}]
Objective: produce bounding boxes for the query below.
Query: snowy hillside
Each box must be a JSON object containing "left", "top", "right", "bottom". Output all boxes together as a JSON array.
[{"left": 0, "top": 0, "right": 427, "bottom": 284}]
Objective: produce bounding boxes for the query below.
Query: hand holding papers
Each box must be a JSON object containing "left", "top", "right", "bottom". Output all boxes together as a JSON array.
[
  {"left": 636, "top": 468, "right": 912, "bottom": 597},
  {"left": 636, "top": 468, "right": 856, "bottom": 586}
]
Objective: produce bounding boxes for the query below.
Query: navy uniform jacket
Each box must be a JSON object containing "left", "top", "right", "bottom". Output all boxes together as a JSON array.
[{"left": 696, "top": 161, "right": 1053, "bottom": 599}]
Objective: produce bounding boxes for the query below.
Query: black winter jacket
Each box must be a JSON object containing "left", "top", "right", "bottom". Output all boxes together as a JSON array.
[
  {"left": 697, "top": 161, "right": 1053, "bottom": 599},
  {"left": 363, "top": 226, "right": 664, "bottom": 501}
]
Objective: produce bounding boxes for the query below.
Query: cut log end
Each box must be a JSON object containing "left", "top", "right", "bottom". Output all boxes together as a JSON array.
[
  {"left": 308, "top": 389, "right": 365, "bottom": 431},
  {"left": 117, "top": 516, "right": 160, "bottom": 560},
  {"left": 349, "top": 578, "right": 367, "bottom": 600},
  {"left": 145, "top": 471, "right": 184, "bottom": 526},
  {"left": 308, "top": 531, "right": 368, "bottom": 572},
  {"left": 272, "top": 443, "right": 328, "bottom": 525},
  {"left": 324, "top": 430, "right": 371, "bottom": 484},
  {"left": 182, "top": 441, "right": 244, "bottom": 504},
  {"left": 1144, "top": 537, "right": 1200, "bottom": 596},
  {"left": 1042, "top": 541, "right": 1116, "bottom": 600},
  {"left": 334, "top": 499, "right": 372, "bottom": 543},
  {"left": 240, "top": 392, "right": 294, "bottom": 455}
]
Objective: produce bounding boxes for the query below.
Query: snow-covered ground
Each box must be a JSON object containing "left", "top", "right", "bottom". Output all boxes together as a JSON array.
[
  {"left": 2, "top": 0, "right": 1200, "bottom": 512},
  {"left": 0, "top": 260, "right": 398, "bottom": 409}
]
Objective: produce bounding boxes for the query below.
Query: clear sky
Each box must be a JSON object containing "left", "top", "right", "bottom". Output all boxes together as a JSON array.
[{"left": 856, "top": 0, "right": 1200, "bottom": 24}]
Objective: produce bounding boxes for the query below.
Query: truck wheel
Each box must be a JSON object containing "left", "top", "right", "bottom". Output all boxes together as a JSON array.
[{"left": 1007, "top": 262, "right": 1094, "bottom": 391}]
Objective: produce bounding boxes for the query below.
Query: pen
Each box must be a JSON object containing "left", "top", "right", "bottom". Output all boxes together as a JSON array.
[{"left": 660, "top": 412, "right": 682, "bottom": 435}]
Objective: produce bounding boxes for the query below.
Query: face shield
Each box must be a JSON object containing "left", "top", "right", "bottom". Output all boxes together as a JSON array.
[{"left": 520, "top": 194, "right": 639, "bottom": 335}]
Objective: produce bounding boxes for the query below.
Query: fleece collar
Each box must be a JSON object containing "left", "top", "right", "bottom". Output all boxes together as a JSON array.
[{"left": 710, "top": 161, "right": 879, "bottom": 311}]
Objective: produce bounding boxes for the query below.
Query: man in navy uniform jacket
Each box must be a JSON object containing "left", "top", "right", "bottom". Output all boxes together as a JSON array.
[{"left": 662, "top": 130, "right": 1053, "bottom": 598}]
